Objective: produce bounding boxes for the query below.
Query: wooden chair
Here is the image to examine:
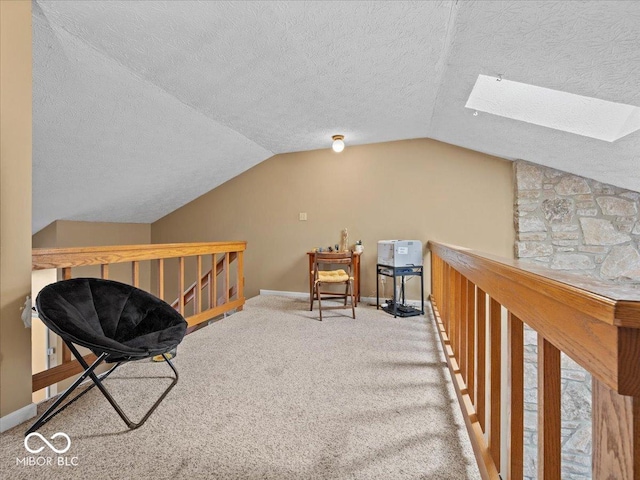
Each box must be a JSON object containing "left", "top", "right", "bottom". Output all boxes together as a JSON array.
[{"left": 310, "top": 251, "right": 356, "bottom": 321}]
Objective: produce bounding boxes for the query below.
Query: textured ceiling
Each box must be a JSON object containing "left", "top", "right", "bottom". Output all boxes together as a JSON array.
[
  {"left": 429, "top": 1, "right": 640, "bottom": 190},
  {"left": 32, "top": 0, "right": 640, "bottom": 232}
]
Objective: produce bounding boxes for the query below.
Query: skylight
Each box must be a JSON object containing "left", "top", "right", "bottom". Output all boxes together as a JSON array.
[{"left": 465, "top": 74, "right": 640, "bottom": 142}]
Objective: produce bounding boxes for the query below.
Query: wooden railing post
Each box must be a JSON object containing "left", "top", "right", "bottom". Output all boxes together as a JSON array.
[
  {"left": 131, "top": 261, "right": 139, "bottom": 288},
  {"left": 157, "top": 258, "right": 164, "bottom": 300},
  {"left": 467, "top": 280, "right": 476, "bottom": 405},
  {"left": 450, "top": 267, "right": 458, "bottom": 358},
  {"left": 196, "top": 255, "right": 202, "bottom": 314},
  {"left": 476, "top": 287, "right": 487, "bottom": 432},
  {"left": 237, "top": 250, "right": 244, "bottom": 311},
  {"left": 593, "top": 379, "right": 640, "bottom": 480},
  {"left": 178, "top": 256, "right": 185, "bottom": 315},
  {"left": 508, "top": 312, "right": 524, "bottom": 480},
  {"left": 224, "top": 252, "right": 230, "bottom": 304},
  {"left": 489, "top": 297, "right": 502, "bottom": 469},
  {"left": 460, "top": 275, "right": 468, "bottom": 382},
  {"left": 538, "top": 335, "right": 561, "bottom": 480},
  {"left": 211, "top": 254, "right": 217, "bottom": 308}
]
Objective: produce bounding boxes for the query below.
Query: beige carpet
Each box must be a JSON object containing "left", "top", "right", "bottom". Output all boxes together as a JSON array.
[{"left": 1, "top": 295, "right": 480, "bottom": 479}]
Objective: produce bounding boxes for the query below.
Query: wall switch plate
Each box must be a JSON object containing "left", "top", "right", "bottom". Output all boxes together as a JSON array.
[{"left": 299, "top": 212, "right": 307, "bottom": 221}]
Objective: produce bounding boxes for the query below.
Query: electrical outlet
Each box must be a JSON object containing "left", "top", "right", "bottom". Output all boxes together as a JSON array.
[{"left": 299, "top": 212, "right": 307, "bottom": 221}]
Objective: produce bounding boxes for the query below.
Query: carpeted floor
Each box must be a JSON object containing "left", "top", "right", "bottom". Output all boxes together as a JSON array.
[{"left": 1, "top": 295, "right": 480, "bottom": 479}]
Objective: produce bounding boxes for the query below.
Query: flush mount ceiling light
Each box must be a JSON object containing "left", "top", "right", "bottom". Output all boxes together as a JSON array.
[
  {"left": 332, "top": 135, "right": 345, "bottom": 153},
  {"left": 465, "top": 74, "right": 640, "bottom": 142}
]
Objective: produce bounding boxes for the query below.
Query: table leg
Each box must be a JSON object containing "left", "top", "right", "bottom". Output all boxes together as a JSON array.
[{"left": 308, "top": 254, "right": 314, "bottom": 304}]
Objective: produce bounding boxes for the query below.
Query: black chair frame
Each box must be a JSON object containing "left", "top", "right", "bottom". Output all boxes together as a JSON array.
[{"left": 26, "top": 340, "right": 178, "bottom": 436}]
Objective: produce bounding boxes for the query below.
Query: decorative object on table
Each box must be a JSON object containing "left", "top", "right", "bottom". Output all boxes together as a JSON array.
[
  {"left": 341, "top": 228, "right": 349, "bottom": 252},
  {"left": 335, "top": 244, "right": 340, "bottom": 251},
  {"left": 328, "top": 246, "right": 333, "bottom": 252},
  {"left": 355, "top": 240, "right": 364, "bottom": 253}
]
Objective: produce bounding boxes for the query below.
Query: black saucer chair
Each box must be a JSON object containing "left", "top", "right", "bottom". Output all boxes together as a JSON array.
[{"left": 27, "top": 278, "right": 188, "bottom": 435}]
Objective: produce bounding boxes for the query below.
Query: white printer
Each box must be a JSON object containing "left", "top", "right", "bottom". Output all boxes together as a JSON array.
[{"left": 377, "top": 240, "right": 423, "bottom": 267}]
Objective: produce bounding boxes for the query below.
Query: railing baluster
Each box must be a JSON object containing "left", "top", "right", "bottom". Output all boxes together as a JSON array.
[
  {"left": 450, "top": 267, "right": 458, "bottom": 358},
  {"left": 431, "top": 254, "right": 438, "bottom": 309},
  {"left": 476, "top": 287, "right": 487, "bottom": 432},
  {"left": 131, "top": 261, "right": 139, "bottom": 288},
  {"left": 446, "top": 262, "right": 453, "bottom": 333},
  {"left": 157, "top": 258, "right": 164, "bottom": 300},
  {"left": 178, "top": 256, "right": 185, "bottom": 315},
  {"left": 508, "top": 312, "right": 524, "bottom": 480},
  {"left": 467, "top": 280, "right": 476, "bottom": 406},
  {"left": 460, "top": 275, "right": 468, "bottom": 383},
  {"left": 538, "top": 335, "right": 561, "bottom": 480},
  {"left": 212, "top": 254, "right": 218, "bottom": 308},
  {"left": 224, "top": 252, "right": 230, "bottom": 304},
  {"left": 442, "top": 260, "right": 449, "bottom": 329},
  {"left": 237, "top": 250, "right": 244, "bottom": 310},
  {"left": 101, "top": 264, "right": 109, "bottom": 280},
  {"left": 196, "top": 255, "right": 202, "bottom": 314},
  {"left": 489, "top": 297, "right": 502, "bottom": 468}
]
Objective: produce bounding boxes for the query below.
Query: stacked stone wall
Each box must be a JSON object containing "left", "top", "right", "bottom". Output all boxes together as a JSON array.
[{"left": 514, "top": 160, "right": 640, "bottom": 480}]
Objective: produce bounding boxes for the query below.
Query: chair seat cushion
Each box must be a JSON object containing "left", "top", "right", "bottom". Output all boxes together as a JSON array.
[
  {"left": 317, "top": 269, "right": 351, "bottom": 283},
  {"left": 36, "top": 278, "right": 187, "bottom": 361}
]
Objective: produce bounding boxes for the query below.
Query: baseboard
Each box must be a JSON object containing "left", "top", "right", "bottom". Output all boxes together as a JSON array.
[
  {"left": 259, "top": 289, "right": 309, "bottom": 299},
  {"left": 0, "top": 402, "right": 37, "bottom": 433},
  {"left": 259, "top": 290, "right": 428, "bottom": 309}
]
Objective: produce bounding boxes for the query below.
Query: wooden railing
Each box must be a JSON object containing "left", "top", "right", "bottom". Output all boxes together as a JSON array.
[
  {"left": 31, "top": 241, "right": 246, "bottom": 392},
  {"left": 429, "top": 241, "right": 640, "bottom": 480}
]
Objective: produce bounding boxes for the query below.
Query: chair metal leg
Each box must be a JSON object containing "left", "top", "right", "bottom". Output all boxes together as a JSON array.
[
  {"left": 80, "top": 348, "right": 179, "bottom": 431},
  {"left": 26, "top": 341, "right": 179, "bottom": 435},
  {"left": 26, "top": 352, "right": 111, "bottom": 435}
]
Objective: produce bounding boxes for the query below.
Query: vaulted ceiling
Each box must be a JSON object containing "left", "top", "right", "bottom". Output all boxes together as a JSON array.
[{"left": 32, "top": 1, "right": 640, "bottom": 232}]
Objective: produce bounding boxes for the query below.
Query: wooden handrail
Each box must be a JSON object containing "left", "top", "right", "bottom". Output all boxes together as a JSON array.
[
  {"left": 32, "top": 241, "right": 246, "bottom": 270},
  {"left": 31, "top": 241, "right": 246, "bottom": 393},
  {"left": 430, "top": 241, "right": 640, "bottom": 395},
  {"left": 429, "top": 241, "right": 640, "bottom": 480}
]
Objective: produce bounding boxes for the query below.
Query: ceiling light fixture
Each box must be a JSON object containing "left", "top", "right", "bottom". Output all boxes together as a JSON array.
[{"left": 332, "top": 135, "right": 345, "bottom": 153}]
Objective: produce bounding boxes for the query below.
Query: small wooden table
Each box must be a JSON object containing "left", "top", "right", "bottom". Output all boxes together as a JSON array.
[{"left": 307, "top": 251, "right": 362, "bottom": 306}]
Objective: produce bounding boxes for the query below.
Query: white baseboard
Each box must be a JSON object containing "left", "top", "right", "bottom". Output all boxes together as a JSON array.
[
  {"left": 259, "top": 289, "right": 309, "bottom": 299},
  {"left": 259, "top": 290, "right": 428, "bottom": 309},
  {"left": 0, "top": 402, "right": 36, "bottom": 433}
]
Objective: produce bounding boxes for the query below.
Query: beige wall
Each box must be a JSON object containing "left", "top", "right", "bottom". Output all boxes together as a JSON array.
[
  {"left": 152, "top": 139, "right": 515, "bottom": 300},
  {"left": 31, "top": 220, "right": 57, "bottom": 249},
  {"left": 0, "top": 0, "right": 33, "bottom": 417}
]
